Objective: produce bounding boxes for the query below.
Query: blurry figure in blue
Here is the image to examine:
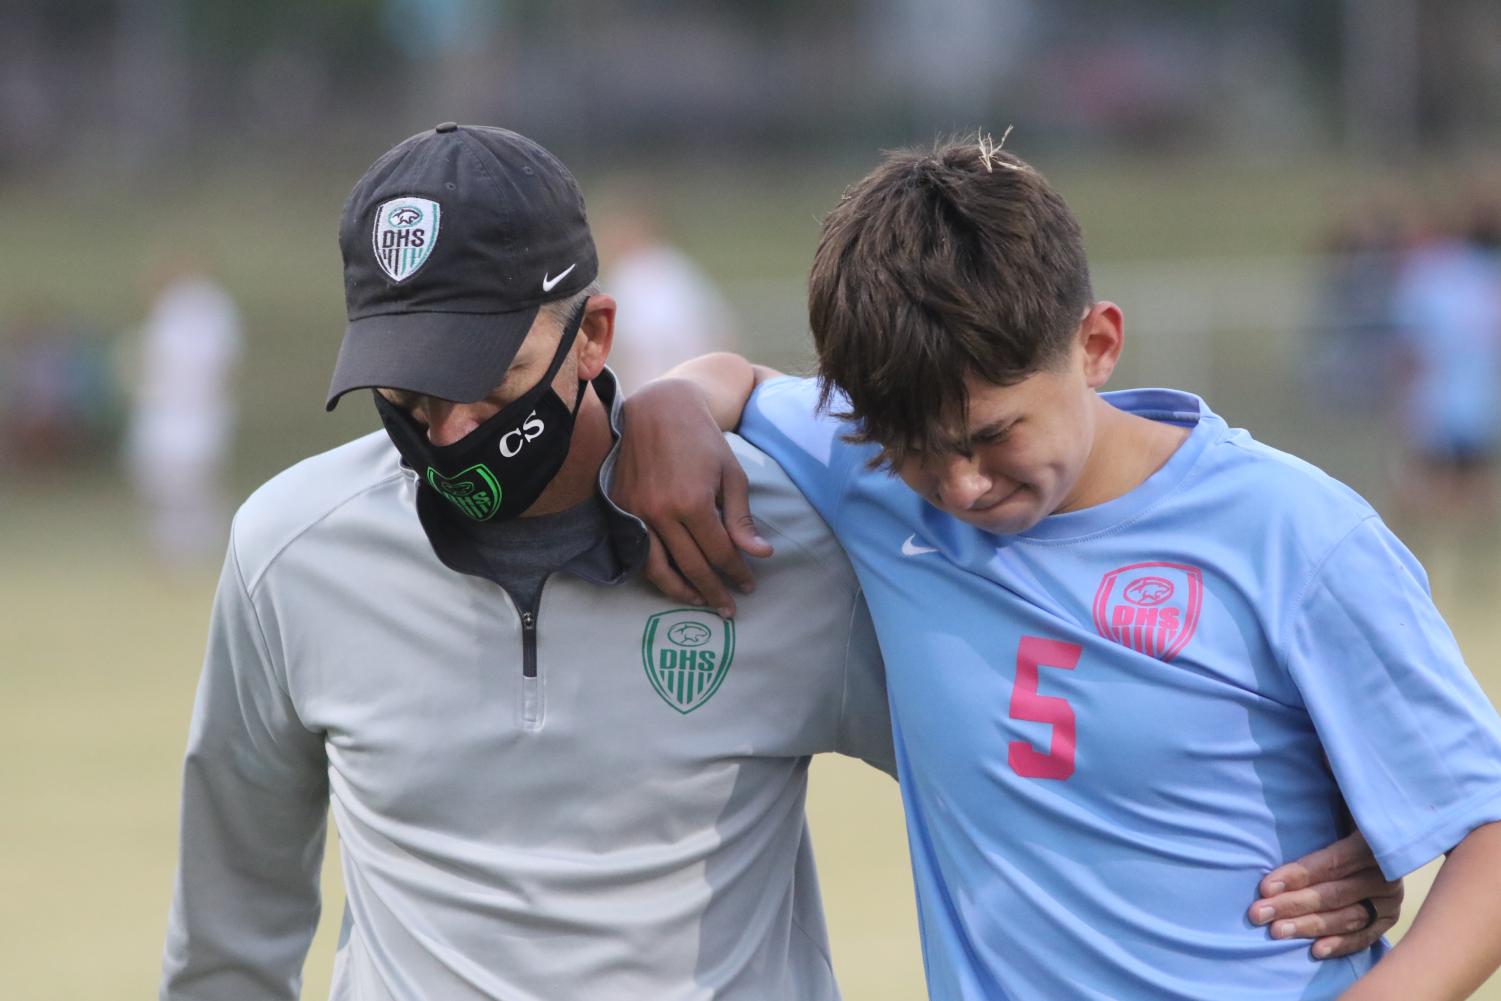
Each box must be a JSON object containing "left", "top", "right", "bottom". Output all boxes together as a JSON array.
[
  {"left": 1307, "top": 193, "right": 1410, "bottom": 413},
  {"left": 0, "top": 303, "right": 116, "bottom": 474},
  {"left": 121, "top": 258, "right": 243, "bottom": 569},
  {"left": 1390, "top": 196, "right": 1501, "bottom": 590}
]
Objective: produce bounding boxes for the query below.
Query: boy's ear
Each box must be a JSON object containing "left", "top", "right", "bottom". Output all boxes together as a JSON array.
[{"left": 1078, "top": 301, "right": 1124, "bottom": 389}]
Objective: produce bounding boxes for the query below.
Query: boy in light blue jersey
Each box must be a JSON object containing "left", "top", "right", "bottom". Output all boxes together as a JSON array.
[{"left": 614, "top": 138, "right": 1501, "bottom": 999}]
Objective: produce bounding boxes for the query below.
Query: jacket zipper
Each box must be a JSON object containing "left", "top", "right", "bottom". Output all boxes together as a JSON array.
[
  {"left": 519, "top": 574, "right": 550, "bottom": 680},
  {"left": 520, "top": 608, "right": 538, "bottom": 678},
  {"left": 518, "top": 594, "right": 544, "bottom": 729}
]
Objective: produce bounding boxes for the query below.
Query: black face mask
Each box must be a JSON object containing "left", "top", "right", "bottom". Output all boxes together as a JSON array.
[{"left": 374, "top": 300, "right": 589, "bottom": 522}]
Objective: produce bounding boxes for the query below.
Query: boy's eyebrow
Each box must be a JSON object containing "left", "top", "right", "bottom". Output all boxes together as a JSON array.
[{"left": 967, "top": 416, "right": 1017, "bottom": 438}]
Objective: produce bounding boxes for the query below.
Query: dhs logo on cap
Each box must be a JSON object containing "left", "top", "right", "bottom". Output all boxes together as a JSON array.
[{"left": 372, "top": 197, "right": 441, "bottom": 282}]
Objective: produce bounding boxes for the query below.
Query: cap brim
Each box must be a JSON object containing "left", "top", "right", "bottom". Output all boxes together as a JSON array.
[{"left": 325, "top": 305, "right": 541, "bottom": 410}]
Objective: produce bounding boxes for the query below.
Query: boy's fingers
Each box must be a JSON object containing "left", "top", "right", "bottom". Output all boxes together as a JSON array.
[
  {"left": 719, "top": 464, "right": 773, "bottom": 560},
  {"left": 1310, "top": 916, "right": 1398, "bottom": 960},
  {"left": 642, "top": 528, "right": 708, "bottom": 608},
  {"left": 1264, "top": 892, "right": 1398, "bottom": 941},
  {"left": 1251, "top": 870, "right": 1400, "bottom": 925},
  {"left": 683, "top": 503, "right": 757, "bottom": 596},
  {"left": 659, "top": 520, "right": 737, "bottom": 617},
  {"left": 1253, "top": 885, "right": 1401, "bottom": 960}
]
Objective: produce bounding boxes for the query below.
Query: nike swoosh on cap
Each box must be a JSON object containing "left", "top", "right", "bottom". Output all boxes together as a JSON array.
[{"left": 541, "top": 263, "right": 577, "bottom": 292}]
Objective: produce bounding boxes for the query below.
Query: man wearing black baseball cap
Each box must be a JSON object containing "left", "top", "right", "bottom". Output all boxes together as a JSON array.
[
  {"left": 329, "top": 123, "right": 617, "bottom": 534},
  {"left": 328, "top": 121, "right": 598, "bottom": 411},
  {"left": 158, "top": 124, "right": 898, "bottom": 1001}
]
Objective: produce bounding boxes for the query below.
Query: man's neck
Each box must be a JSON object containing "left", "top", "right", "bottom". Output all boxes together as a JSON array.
[{"left": 520, "top": 384, "right": 612, "bottom": 517}]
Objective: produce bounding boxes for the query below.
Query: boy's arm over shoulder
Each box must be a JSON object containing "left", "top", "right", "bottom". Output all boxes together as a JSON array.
[
  {"left": 160, "top": 525, "right": 329, "bottom": 1001},
  {"left": 1283, "top": 515, "right": 1501, "bottom": 880},
  {"left": 616, "top": 355, "right": 857, "bottom": 615}
]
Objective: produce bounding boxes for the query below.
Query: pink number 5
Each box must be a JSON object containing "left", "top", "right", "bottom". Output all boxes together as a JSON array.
[{"left": 1008, "top": 636, "right": 1083, "bottom": 780}]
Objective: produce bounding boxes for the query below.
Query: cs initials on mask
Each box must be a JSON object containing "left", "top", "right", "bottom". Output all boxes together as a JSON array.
[{"left": 498, "top": 412, "right": 546, "bottom": 459}]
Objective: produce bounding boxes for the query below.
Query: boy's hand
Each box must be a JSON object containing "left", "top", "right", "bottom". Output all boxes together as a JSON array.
[
  {"left": 614, "top": 378, "right": 772, "bottom": 617},
  {"left": 1249, "top": 830, "right": 1403, "bottom": 958}
]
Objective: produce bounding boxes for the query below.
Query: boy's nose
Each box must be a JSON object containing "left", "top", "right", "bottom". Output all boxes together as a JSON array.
[{"left": 934, "top": 457, "right": 992, "bottom": 511}]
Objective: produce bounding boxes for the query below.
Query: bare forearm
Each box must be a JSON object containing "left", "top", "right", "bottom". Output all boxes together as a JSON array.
[
  {"left": 653, "top": 352, "right": 781, "bottom": 432},
  {"left": 1339, "top": 821, "right": 1501, "bottom": 1001},
  {"left": 615, "top": 352, "right": 782, "bottom": 613}
]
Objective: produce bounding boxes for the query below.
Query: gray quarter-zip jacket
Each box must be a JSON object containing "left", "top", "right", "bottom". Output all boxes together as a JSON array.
[{"left": 159, "top": 381, "right": 895, "bottom": 1001}]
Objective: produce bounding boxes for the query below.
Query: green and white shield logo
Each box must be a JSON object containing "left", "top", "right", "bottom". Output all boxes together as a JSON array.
[
  {"left": 373, "top": 197, "right": 440, "bottom": 282},
  {"left": 427, "top": 465, "right": 501, "bottom": 521},
  {"left": 641, "top": 609, "right": 735, "bottom": 713}
]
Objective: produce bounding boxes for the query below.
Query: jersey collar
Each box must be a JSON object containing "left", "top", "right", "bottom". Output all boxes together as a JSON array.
[{"left": 1016, "top": 388, "right": 1219, "bottom": 544}]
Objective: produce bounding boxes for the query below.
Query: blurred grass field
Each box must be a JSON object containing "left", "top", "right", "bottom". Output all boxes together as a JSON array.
[{"left": 5, "top": 149, "right": 1501, "bottom": 998}]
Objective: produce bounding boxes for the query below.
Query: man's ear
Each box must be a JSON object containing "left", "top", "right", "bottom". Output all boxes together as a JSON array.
[
  {"left": 574, "top": 294, "right": 617, "bottom": 380},
  {"left": 1079, "top": 301, "right": 1124, "bottom": 389}
]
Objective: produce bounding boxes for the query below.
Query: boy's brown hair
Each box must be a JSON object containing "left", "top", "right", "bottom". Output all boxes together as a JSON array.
[{"left": 808, "top": 136, "right": 1092, "bottom": 466}]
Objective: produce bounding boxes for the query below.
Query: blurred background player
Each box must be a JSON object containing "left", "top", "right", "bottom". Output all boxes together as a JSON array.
[
  {"left": 0, "top": 301, "right": 116, "bottom": 474},
  {"left": 120, "top": 255, "right": 243, "bottom": 569},
  {"left": 1389, "top": 193, "right": 1501, "bottom": 594},
  {"left": 597, "top": 195, "right": 737, "bottom": 392},
  {"left": 1306, "top": 190, "right": 1412, "bottom": 415}
]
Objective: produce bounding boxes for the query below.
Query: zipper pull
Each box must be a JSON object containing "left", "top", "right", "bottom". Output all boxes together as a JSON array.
[{"left": 520, "top": 610, "right": 540, "bottom": 681}]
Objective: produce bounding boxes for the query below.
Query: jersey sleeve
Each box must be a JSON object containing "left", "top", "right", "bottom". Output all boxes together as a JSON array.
[
  {"left": 836, "top": 592, "right": 897, "bottom": 778},
  {"left": 739, "top": 376, "right": 865, "bottom": 528},
  {"left": 1284, "top": 516, "right": 1501, "bottom": 879},
  {"left": 159, "top": 539, "right": 329, "bottom": 1001}
]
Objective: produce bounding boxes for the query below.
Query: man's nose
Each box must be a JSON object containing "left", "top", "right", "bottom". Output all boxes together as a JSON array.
[
  {"left": 423, "top": 400, "right": 483, "bottom": 447},
  {"left": 933, "top": 455, "right": 992, "bottom": 510}
]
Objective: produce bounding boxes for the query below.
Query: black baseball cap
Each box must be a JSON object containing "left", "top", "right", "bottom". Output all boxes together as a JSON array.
[{"left": 325, "top": 122, "right": 598, "bottom": 410}]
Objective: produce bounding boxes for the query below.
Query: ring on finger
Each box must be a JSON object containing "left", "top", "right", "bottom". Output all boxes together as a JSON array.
[{"left": 1358, "top": 897, "right": 1378, "bottom": 932}]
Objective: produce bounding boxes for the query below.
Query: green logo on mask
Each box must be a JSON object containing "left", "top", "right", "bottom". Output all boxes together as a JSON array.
[
  {"left": 641, "top": 608, "right": 735, "bottom": 713},
  {"left": 427, "top": 465, "right": 502, "bottom": 521}
]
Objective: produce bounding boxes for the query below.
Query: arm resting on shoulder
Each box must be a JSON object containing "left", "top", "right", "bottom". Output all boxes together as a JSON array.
[
  {"left": 615, "top": 352, "right": 781, "bottom": 614},
  {"left": 639, "top": 351, "right": 780, "bottom": 433}
]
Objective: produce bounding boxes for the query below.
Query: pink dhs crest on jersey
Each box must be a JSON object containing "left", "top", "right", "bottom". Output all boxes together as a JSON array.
[{"left": 1092, "top": 562, "right": 1204, "bottom": 662}]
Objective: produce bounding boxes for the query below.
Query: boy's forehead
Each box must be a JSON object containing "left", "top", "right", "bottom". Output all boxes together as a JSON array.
[{"left": 959, "top": 371, "right": 1037, "bottom": 424}]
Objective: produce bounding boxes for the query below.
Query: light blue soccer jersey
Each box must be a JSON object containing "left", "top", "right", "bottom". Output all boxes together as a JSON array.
[{"left": 741, "top": 378, "right": 1501, "bottom": 1001}]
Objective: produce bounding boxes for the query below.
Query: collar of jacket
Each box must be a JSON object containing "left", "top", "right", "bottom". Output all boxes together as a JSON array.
[{"left": 412, "top": 365, "right": 651, "bottom": 588}]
